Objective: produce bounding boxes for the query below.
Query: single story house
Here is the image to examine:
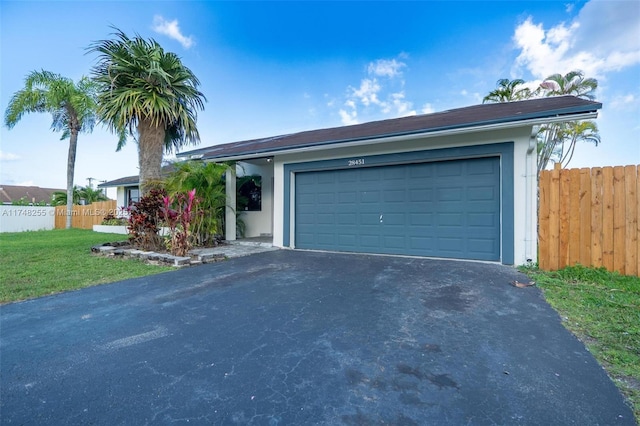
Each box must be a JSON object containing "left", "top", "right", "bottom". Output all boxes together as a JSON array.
[
  {"left": 98, "top": 165, "right": 177, "bottom": 207},
  {"left": 0, "top": 185, "right": 63, "bottom": 205},
  {"left": 104, "top": 96, "right": 602, "bottom": 265}
]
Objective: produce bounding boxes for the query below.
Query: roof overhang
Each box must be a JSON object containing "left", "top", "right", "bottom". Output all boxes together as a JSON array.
[
  {"left": 98, "top": 181, "right": 139, "bottom": 189},
  {"left": 182, "top": 110, "right": 599, "bottom": 163}
]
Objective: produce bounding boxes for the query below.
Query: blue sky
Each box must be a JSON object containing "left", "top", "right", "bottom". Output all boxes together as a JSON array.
[{"left": 1, "top": 0, "right": 639, "bottom": 197}]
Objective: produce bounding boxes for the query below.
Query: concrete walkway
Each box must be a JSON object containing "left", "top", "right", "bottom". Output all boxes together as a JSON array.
[{"left": 191, "top": 238, "right": 278, "bottom": 259}]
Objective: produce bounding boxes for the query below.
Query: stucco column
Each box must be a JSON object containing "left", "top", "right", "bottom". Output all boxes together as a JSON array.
[{"left": 225, "top": 166, "right": 237, "bottom": 241}]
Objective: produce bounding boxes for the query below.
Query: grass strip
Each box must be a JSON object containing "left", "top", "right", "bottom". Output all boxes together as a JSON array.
[
  {"left": 523, "top": 265, "right": 640, "bottom": 422},
  {"left": 0, "top": 229, "right": 173, "bottom": 303}
]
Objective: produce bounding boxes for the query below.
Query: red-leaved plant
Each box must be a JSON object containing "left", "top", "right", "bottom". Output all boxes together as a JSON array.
[
  {"left": 160, "top": 189, "right": 199, "bottom": 256},
  {"left": 127, "top": 188, "right": 166, "bottom": 251}
]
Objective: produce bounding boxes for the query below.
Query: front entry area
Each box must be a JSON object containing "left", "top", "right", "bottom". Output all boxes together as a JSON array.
[{"left": 294, "top": 157, "right": 501, "bottom": 261}]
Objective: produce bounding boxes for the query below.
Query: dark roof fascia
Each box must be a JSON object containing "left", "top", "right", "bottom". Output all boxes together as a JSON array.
[
  {"left": 98, "top": 177, "right": 139, "bottom": 188},
  {"left": 97, "top": 164, "right": 181, "bottom": 189},
  {"left": 202, "top": 106, "right": 601, "bottom": 161},
  {"left": 177, "top": 97, "right": 602, "bottom": 162}
]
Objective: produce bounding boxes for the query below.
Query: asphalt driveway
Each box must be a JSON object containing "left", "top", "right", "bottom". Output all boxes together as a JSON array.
[{"left": 1, "top": 250, "right": 635, "bottom": 425}]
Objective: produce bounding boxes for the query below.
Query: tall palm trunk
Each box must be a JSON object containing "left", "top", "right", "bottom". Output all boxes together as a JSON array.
[
  {"left": 137, "top": 118, "right": 166, "bottom": 195},
  {"left": 65, "top": 129, "right": 79, "bottom": 229}
]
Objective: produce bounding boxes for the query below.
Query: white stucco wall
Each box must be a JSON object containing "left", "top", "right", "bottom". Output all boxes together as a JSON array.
[
  {"left": 116, "top": 187, "right": 126, "bottom": 209},
  {"left": 271, "top": 125, "right": 538, "bottom": 265},
  {"left": 0, "top": 206, "right": 55, "bottom": 233}
]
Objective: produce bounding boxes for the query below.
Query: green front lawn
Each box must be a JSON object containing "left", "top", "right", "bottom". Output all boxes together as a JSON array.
[
  {"left": 523, "top": 265, "right": 640, "bottom": 422},
  {"left": 0, "top": 229, "right": 173, "bottom": 303}
]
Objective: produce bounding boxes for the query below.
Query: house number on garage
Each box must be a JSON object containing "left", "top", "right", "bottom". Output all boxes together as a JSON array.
[{"left": 348, "top": 158, "right": 365, "bottom": 166}]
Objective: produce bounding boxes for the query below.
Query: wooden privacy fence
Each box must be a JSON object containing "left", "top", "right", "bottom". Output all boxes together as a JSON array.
[
  {"left": 538, "top": 164, "right": 639, "bottom": 276},
  {"left": 54, "top": 200, "right": 119, "bottom": 230}
]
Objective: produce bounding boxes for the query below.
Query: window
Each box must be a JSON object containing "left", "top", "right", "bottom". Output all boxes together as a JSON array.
[
  {"left": 237, "top": 175, "right": 261, "bottom": 211},
  {"left": 126, "top": 188, "right": 140, "bottom": 205}
]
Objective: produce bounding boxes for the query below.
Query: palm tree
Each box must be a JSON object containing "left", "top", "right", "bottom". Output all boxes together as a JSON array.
[
  {"left": 52, "top": 186, "right": 82, "bottom": 206},
  {"left": 537, "top": 121, "right": 600, "bottom": 173},
  {"left": 483, "top": 78, "right": 535, "bottom": 103},
  {"left": 52, "top": 185, "right": 110, "bottom": 206},
  {"left": 539, "top": 70, "right": 597, "bottom": 100},
  {"left": 88, "top": 28, "right": 206, "bottom": 195},
  {"left": 79, "top": 186, "right": 109, "bottom": 204},
  {"left": 482, "top": 70, "right": 600, "bottom": 171},
  {"left": 537, "top": 70, "right": 599, "bottom": 171},
  {"left": 4, "top": 71, "right": 98, "bottom": 228}
]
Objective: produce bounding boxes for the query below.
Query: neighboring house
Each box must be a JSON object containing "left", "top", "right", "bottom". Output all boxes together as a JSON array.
[
  {"left": 102, "top": 96, "right": 602, "bottom": 265},
  {"left": 98, "top": 173, "right": 141, "bottom": 207},
  {"left": 0, "top": 185, "right": 63, "bottom": 205},
  {"left": 98, "top": 165, "right": 176, "bottom": 208}
]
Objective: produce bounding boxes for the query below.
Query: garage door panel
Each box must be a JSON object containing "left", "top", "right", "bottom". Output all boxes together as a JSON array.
[
  {"left": 360, "top": 168, "right": 382, "bottom": 181},
  {"left": 294, "top": 157, "right": 500, "bottom": 260},
  {"left": 360, "top": 191, "right": 380, "bottom": 203},
  {"left": 383, "top": 167, "right": 406, "bottom": 180},
  {"left": 410, "top": 213, "right": 434, "bottom": 226},
  {"left": 410, "top": 236, "right": 436, "bottom": 250},
  {"left": 337, "top": 234, "right": 357, "bottom": 247},
  {"left": 360, "top": 214, "right": 382, "bottom": 224},
  {"left": 317, "top": 213, "right": 334, "bottom": 224},
  {"left": 469, "top": 237, "right": 497, "bottom": 252},
  {"left": 338, "top": 170, "right": 358, "bottom": 182},
  {"left": 436, "top": 162, "right": 463, "bottom": 177},
  {"left": 438, "top": 237, "right": 464, "bottom": 252},
  {"left": 360, "top": 234, "right": 381, "bottom": 247},
  {"left": 437, "top": 187, "right": 463, "bottom": 201},
  {"left": 317, "top": 192, "right": 335, "bottom": 204},
  {"left": 468, "top": 186, "right": 497, "bottom": 201},
  {"left": 409, "top": 189, "right": 433, "bottom": 202},
  {"left": 384, "top": 189, "right": 405, "bottom": 202},
  {"left": 468, "top": 212, "right": 498, "bottom": 227},
  {"left": 337, "top": 213, "right": 357, "bottom": 225}
]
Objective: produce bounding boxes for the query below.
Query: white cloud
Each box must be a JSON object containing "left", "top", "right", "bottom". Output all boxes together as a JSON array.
[
  {"left": 512, "top": 0, "right": 640, "bottom": 79},
  {"left": 336, "top": 55, "right": 417, "bottom": 124},
  {"left": 152, "top": 15, "right": 194, "bottom": 49},
  {"left": 0, "top": 151, "right": 20, "bottom": 161},
  {"left": 459, "top": 89, "right": 483, "bottom": 103},
  {"left": 16, "top": 180, "right": 34, "bottom": 186},
  {"left": 386, "top": 92, "right": 416, "bottom": 117},
  {"left": 421, "top": 103, "right": 435, "bottom": 114},
  {"left": 367, "top": 59, "right": 406, "bottom": 78},
  {"left": 339, "top": 109, "right": 358, "bottom": 126},
  {"left": 351, "top": 78, "right": 382, "bottom": 106},
  {"left": 609, "top": 93, "right": 637, "bottom": 110}
]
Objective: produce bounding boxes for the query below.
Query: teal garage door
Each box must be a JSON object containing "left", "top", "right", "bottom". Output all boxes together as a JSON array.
[{"left": 294, "top": 157, "right": 501, "bottom": 261}]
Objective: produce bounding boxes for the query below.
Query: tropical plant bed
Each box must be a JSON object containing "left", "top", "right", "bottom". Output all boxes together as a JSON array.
[{"left": 91, "top": 241, "right": 227, "bottom": 267}]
